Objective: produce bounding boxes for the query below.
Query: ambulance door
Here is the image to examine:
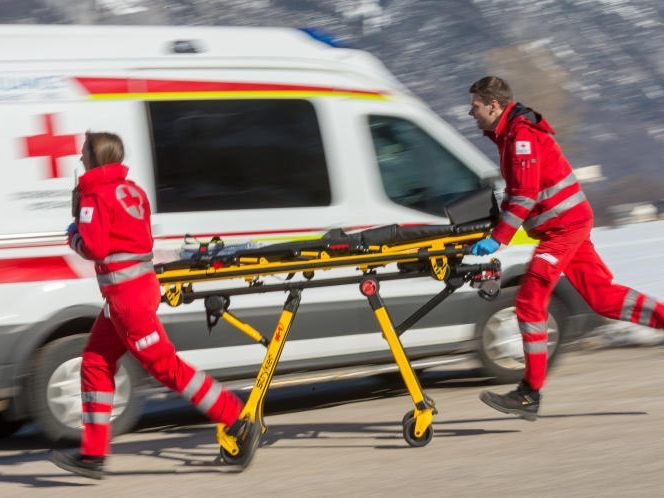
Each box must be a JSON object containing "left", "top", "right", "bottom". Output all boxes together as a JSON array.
[{"left": 338, "top": 98, "right": 498, "bottom": 226}]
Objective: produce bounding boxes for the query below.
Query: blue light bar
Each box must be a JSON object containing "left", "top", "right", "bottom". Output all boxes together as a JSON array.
[{"left": 298, "top": 27, "right": 348, "bottom": 48}]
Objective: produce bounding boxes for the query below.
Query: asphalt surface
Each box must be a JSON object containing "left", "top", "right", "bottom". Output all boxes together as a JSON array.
[{"left": 2, "top": 347, "right": 664, "bottom": 497}]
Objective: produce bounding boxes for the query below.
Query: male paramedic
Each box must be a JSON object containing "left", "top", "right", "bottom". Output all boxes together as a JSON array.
[
  {"left": 51, "top": 132, "right": 260, "bottom": 479},
  {"left": 468, "top": 76, "right": 664, "bottom": 421}
]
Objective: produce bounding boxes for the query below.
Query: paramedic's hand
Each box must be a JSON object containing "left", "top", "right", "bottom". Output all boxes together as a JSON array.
[
  {"left": 471, "top": 237, "right": 500, "bottom": 256},
  {"left": 66, "top": 222, "right": 78, "bottom": 237}
]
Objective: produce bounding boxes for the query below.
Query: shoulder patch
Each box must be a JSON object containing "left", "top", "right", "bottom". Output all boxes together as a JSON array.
[
  {"left": 79, "top": 206, "right": 94, "bottom": 223},
  {"left": 116, "top": 184, "right": 145, "bottom": 220},
  {"left": 515, "top": 141, "right": 531, "bottom": 155}
]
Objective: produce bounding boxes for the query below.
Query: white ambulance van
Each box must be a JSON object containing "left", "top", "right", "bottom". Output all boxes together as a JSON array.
[{"left": 0, "top": 25, "right": 595, "bottom": 441}]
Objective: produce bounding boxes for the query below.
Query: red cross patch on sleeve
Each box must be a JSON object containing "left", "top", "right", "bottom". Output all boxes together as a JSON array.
[{"left": 515, "top": 141, "right": 532, "bottom": 155}]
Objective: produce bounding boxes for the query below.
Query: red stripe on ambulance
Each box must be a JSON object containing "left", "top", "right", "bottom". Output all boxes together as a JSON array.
[
  {"left": 0, "top": 256, "right": 79, "bottom": 284},
  {"left": 73, "top": 77, "right": 385, "bottom": 97}
]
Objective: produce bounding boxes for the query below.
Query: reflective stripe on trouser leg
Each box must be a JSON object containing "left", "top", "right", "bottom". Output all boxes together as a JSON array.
[
  {"left": 516, "top": 271, "right": 557, "bottom": 392},
  {"left": 619, "top": 289, "right": 664, "bottom": 328},
  {"left": 180, "top": 370, "right": 243, "bottom": 425},
  {"left": 521, "top": 325, "right": 548, "bottom": 391},
  {"left": 81, "top": 391, "right": 114, "bottom": 457}
]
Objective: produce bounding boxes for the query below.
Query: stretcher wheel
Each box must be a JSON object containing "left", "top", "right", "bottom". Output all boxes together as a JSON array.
[
  {"left": 402, "top": 413, "right": 433, "bottom": 447},
  {"left": 219, "top": 446, "right": 242, "bottom": 465}
]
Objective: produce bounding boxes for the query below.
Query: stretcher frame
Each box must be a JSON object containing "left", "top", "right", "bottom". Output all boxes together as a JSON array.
[{"left": 154, "top": 221, "right": 500, "bottom": 467}]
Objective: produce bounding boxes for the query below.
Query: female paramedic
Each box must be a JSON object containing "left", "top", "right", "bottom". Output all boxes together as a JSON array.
[
  {"left": 468, "top": 76, "right": 664, "bottom": 421},
  {"left": 51, "top": 132, "right": 260, "bottom": 479}
]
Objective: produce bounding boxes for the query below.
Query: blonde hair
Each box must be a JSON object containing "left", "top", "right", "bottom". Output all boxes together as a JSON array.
[{"left": 85, "top": 131, "right": 124, "bottom": 168}]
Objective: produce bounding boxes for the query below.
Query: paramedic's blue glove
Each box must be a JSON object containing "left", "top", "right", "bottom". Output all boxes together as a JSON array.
[
  {"left": 471, "top": 237, "right": 500, "bottom": 256},
  {"left": 66, "top": 222, "right": 78, "bottom": 237}
]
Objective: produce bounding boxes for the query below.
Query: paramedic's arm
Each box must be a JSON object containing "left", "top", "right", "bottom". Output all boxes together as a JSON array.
[
  {"left": 68, "top": 194, "right": 111, "bottom": 261},
  {"left": 490, "top": 127, "right": 540, "bottom": 246}
]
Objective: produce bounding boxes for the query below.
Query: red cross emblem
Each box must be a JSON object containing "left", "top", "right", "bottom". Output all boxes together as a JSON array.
[
  {"left": 116, "top": 184, "right": 145, "bottom": 219},
  {"left": 22, "top": 113, "right": 79, "bottom": 179}
]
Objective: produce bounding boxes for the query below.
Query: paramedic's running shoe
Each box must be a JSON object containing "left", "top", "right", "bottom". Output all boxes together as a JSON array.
[
  {"left": 50, "top": 450, "right": 105, "bottom": 480},
  {"left": 223, "top": 417, "right": 262, "bottom": 469},
  {"left": 479, "top": 381, "right": 541, "bottom": 421}
]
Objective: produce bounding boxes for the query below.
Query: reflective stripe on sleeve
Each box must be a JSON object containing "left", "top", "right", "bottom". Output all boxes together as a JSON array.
[
  {"left": 501, "top": 210, "right": 525, "bottom": 229},
  {"left": 523, "top": 191, "right": 587, "bottom": 231},
  {"left": 71, "top": 233, "right": 86, "bottom": 258},
  {"left": 96, "top": 261, "right": 154, "bottom": 286},
  {"left": 620, "top": 289, "right": 639, "bottom": 321},
  {"left": 509, "top": 195, "right": 536, "bottom": 211}
]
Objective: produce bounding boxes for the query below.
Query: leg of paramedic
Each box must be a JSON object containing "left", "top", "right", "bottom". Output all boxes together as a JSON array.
[
  {"left": 515, "top": 223, "right": 590, "bottom": 391},
  {"left": 80, "top": 275, "right": 243, "bottom": 458},
  {"left": 563, "top": 239, "right": 664, "bottom": 330},
  {"left": 80, "top": 310, "right": 126, "bottom": 457}
]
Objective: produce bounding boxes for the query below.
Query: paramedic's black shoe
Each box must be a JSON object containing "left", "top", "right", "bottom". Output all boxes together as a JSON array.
[
  {"left": 479, "top": 381, "right": 541, "bottom": 421},
  {"left": 223, "top": 417, "right": 262, "bottom": 469},
  {"left": 50, "top": 450, "right": 105, "bottom": 480}
]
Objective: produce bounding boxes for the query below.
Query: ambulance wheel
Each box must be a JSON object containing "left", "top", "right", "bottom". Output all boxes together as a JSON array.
[
  {"left": 476, "top": 288, "right": 566, "bottom": 384},
  {"left": 29, "top": 334, "right": 145, "bottom": 443},
  {"left": 402, "top": 413, "right": 433, "bottom": 447}
]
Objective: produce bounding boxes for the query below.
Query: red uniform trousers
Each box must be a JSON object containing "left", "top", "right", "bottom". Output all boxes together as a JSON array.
[
  {"left": 517, "top": 220, "right": 664, "bottom": 390},
  {"left": 80, "top": 273, "right": 242, "bottom": 457}
]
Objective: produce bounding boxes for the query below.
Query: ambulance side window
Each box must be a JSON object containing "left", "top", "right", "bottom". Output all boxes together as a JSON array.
[
  {"left": 368, "top": 115, "right": 481, "bottom": 216},
  {"left": 148, "top": 99, "right": 331, "bottom": 212}
]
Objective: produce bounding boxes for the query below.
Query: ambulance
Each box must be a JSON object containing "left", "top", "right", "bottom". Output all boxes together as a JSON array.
[{"left": 0, "top": 25, "right": 595, "bottom": 441}]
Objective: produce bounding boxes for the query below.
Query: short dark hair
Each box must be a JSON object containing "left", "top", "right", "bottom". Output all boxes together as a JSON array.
[
  {"left": 85, "top": 131, "right": 124, "bottom": 168},
  {"left": 469, "top": 76, "right": 513, "bottom": 107}
]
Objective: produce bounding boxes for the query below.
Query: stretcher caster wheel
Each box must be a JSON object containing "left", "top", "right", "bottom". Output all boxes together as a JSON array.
[
  {"left": 402, "top": 412, "right": 433, "bottom": 447},
  {"left": 402, "top": 409, "right": 415, "bottom": 426},
  {"left": 219, "top": 419, "right": 262, "bottom": 469}
]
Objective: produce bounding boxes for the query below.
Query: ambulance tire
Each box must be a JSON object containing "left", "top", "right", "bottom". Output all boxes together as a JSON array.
[
  {"left": 29, "top": 334, "right": 144, "bottom": 443},
  {"left": 475, "top": 288, "right": 567, "bottom": 384}
]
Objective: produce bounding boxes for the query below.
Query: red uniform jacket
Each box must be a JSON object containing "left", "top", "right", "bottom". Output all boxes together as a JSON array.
[
  {"left": 68, "top": 163, "right": 155, "bottom": 295},
  {"left": 486, "top": 102, "right": 593, "bottom": 245}
]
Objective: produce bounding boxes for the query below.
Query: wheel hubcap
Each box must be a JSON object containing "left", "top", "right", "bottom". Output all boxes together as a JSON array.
[
  {"left": 482, "top": 306, "right": 559, "bottom": 370},
  {"left": 47, "top": 357, "right": 131, "bottom": 429}
]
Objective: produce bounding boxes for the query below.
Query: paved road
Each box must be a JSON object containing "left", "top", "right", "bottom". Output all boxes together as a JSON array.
[{"left": 2, "top": 347, "right": 664, "bottom": 497}]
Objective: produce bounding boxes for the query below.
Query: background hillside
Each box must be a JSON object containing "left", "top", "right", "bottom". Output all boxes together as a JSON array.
[{"left": 3, "top": 0, "right": 663, "bottom": 224}]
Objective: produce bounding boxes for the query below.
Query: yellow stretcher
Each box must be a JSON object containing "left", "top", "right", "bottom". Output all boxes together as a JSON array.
[{"left": 154, "top": 215, "right": 501, "bottom": 469}]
